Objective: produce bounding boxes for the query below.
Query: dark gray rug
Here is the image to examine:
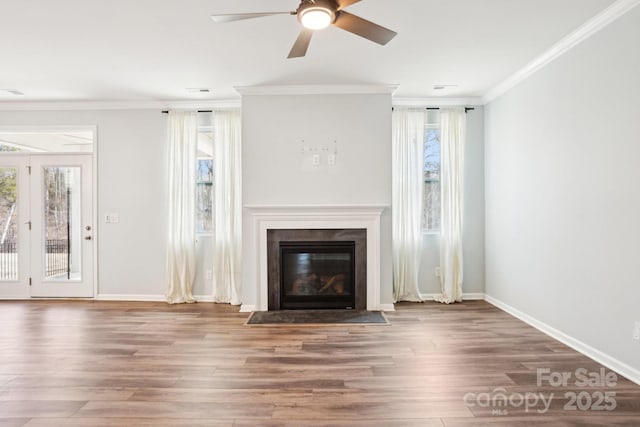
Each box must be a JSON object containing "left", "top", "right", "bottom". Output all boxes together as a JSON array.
[{"left": 246, "top": 310, "right": 389, "bottom": 325}]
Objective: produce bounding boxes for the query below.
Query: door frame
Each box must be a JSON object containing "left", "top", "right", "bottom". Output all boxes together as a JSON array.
[{"left": 0, "top": 125, "right": 98, "bottom": 299}]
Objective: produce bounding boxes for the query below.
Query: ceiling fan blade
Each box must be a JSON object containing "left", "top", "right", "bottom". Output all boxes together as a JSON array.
[
  {"left": 336, "top": 0, "right": 362, "bottom": 10},
  {"left": 288, "top": 28, "right": 314, "bottom": 58},
  {"left": 211, "top": 12, "right": 291, "bottom": 23},
  {"left": 333, "top": 10, "right": 397, "bottom": 45}
]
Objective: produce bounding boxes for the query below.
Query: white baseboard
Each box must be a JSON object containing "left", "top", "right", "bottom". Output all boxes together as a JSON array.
[
  {"left": 95, "top": 294, "right": 219, "bottom": 303},
  {"left": 419, "top": 292, "right": 486, "bottom": 301},
  {"left": 462, "top": 292, "right": 485, "bottom": 300},
  {"left": 95, "top": 294, "right": 166, "bottom": 302},
  {"left": 193, "top": 295, "right": 215, "bottom": 302},
  {"left": 485, "top": 294, "right": 640, "bottom": 386},
  {"left": 378, "top": 303, "right": 396, "bottom": 312},
  {"left": 239, "top": 304, "right": 256, "bottom": 313}
]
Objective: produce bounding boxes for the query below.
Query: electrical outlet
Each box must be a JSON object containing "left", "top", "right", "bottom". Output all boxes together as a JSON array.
[
  {"left": 312, "top": 154, "right": 321, "bottom": 166},
  {"left": 633, "top": 321, "right": 640, "bottom": 341},
  {"left": 435, "top": 266, "right": 441, "bottom": 277},
  {"left": 206, "top": 270, "right": 213, "bottom": 280}
]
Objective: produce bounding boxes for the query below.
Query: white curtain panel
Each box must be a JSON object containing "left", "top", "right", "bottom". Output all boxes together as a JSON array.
[
  {"left": 212, "top": 109, "right": 242, "bottom": 305},
  {"left": 166, "top": 112, "right": 198, "bottom": 304},
  {"left": 392, "top": 108, "right": 426, "bottom": 302},
  {"left": 436, "top": 107, "right": 466, "bottom": 304}
]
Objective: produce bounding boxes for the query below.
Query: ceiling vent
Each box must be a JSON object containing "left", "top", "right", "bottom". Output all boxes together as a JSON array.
[
  {"left": 0, "top": 89, "right": 24, "bottom": 96},
  {"left": 433, "top": 85, "right": 458, "bottom": 91},
  {"left": 186, "top": 88, "right": 211, "bottom": 94}
]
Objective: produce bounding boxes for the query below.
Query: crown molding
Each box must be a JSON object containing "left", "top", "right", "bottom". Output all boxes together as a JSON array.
[
  {"left": 0, "top": 99, "right": 241, "bottom": 111},
  {"left": 235, "top": 84, "right": 399, "bottom": 96},
  {"left": 392, "top": 97, "right": 483, "bottom": 107},
  {"left": 483, "top": 0, "right": 640, "bottom": 104}
]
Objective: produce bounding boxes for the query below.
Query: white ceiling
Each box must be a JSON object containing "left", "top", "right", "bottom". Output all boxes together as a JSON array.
[{"left": 0, "top": 0, "right": 616, "bottom": 103}]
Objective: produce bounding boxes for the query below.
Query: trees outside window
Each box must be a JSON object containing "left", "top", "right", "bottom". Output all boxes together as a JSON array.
[
  {"left": 196, "top": 127, "right": 214, "bottom": 234},
  {"left": 423, "top": 111, "right": 440, "bottom": 231}
]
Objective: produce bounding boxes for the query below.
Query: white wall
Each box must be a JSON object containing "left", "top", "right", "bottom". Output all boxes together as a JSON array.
[
  {"left": 485, "top": 6, "right": 640, "bottom": 374},
  {"left": 0, "top": 110, "right": 171, "bottom": 297},
  {"left": 418, "top": 107, "right": 485, "bottom": 296},
  {"left": 241, "top": 94, "right": 393, "bottom": 307}
]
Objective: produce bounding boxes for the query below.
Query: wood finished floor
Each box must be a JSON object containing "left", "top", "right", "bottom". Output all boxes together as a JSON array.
[{"left": 0, "top": 300, "right": 639, "bottom": 426}]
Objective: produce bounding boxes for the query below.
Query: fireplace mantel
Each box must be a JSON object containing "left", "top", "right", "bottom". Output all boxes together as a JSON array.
[{"left": 243, "top": 205, "right": 388, "bottom": 312}]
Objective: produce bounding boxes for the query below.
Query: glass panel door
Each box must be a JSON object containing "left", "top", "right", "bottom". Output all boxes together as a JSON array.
[
  {"left": 0, "top": 156, "right": 30, "bottom": 298},
  {"left": 0, "top": 167, "right": 18, "bottom": 281},
  {"left": 30, "top": 155, "right": 93, "bottom": 297}
]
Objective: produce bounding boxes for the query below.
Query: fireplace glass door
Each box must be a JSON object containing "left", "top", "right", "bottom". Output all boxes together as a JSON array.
[{"left": 280, "top": 241, "right": 355, "bottom": 309}]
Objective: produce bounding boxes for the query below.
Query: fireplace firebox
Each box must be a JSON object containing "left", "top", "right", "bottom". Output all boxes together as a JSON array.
[
  {"left": 267, "top": 229, "right": 367, "bottom": 311},
  {"left": 280, "top": 241, "right": 355, "bottom": 310}
]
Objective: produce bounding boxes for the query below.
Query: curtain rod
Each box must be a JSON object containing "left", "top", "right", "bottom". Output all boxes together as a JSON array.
[
  {"left": 164, "top": 108, "right": 475, "bottom": 114},
  {"left": 428, "top": 107, "right": 475, "bottom": 113},
  {"left": 391, "top": 107, "right": 475, "bottom": 113},
  {"left": 163, "top": 108, "right": 475, "bottom": 114},
  {"left": 161, "top": 110, "right": 213, "bottom": 114}
]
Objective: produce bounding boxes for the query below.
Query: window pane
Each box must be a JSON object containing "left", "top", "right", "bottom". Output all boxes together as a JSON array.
[
  {"left": 423, "top": 181, "right": 441, "bottom": 231},
  {"left": 196, "top": 158, "right": 213, "bottom": 233},
  {"left": 424, "top": 128, "right": 440, "bottom": 179},
  {"left": 44, "top": 167, "right": 82, "bottom": 281},
  {"left": 0, "top": 131, "right": 93, "bottom": 153},
  {"left": 423, "top": 127, "right": 441, "bottom": 231},
  {"left": 0, "top": 167, "right": 18, "bottom": 281},
  {"left": 0, "top": 145, "right": 22, "bottom": 153}
]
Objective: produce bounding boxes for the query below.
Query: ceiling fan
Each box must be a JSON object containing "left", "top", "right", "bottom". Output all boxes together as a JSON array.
[{"left": 211, "top": 0, "right": 397, "bottom": 58}]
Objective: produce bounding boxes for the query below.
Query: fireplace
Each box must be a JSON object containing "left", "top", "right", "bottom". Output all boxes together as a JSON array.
[
  {"left": 267, "top": 229, "right": 367, "bottom": 310},
  {"left": 280, "top": 241, "right": 356, "bottom": 309}
]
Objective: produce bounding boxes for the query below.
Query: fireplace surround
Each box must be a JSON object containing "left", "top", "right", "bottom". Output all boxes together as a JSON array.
[{"left": 243, "top": 205, "right": 388, "bottom": 312}]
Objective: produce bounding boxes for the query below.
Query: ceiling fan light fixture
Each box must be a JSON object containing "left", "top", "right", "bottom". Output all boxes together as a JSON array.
[{"left": 299, "top": 7, "right": 334, "bottom": 30}]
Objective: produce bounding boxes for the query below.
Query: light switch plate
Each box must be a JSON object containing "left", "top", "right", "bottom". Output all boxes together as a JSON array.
[{"left": 105, "top": 213, "right": 120, "bottom": 224}]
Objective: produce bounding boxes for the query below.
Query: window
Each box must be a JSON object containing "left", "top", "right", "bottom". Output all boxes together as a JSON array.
[
  {"left": 0, "top": 128, "right": 94, "bottom": 153},
  {"left": 422, "top": 110, "right": 440, "bottom": 231},
  {"left": 196, "top": 118, "right": 214, "bottom": 234}
]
